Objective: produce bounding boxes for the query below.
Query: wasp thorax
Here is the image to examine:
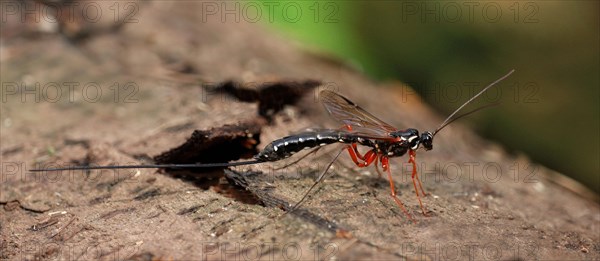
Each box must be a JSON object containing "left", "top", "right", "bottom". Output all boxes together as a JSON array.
[{"left": 388, "top": 128, "right": 420, "bottom": 151}]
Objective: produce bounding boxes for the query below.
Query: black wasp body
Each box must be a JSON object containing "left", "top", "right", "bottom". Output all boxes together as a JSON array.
[
  {"left": 32, "top": 70, "right": 514, "bottom": 221},
  {"left": 257, "top": 128, "right": 432, "bottom": 162}
]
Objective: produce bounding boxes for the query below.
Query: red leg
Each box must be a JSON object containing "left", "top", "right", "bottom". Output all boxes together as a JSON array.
[
  {"left": 342, "top": 125, "right": 366, "bottom": 161},
  {"left": 374, "top": 157, "right": 383, "bottom": 178},
  {"left": 351, "top": 143, "right": 365, "bottom": 160},
  {"left": 345, "top": 144, "right": 366, "bottom": 162},
  {"left": 346, "top": 147, "right": 377, "bottom": 168},
  {"left": 380, "top": 156, "right": 414, "bottom": 222},
  {"left": 357, "top": 150, "right": 377, "bottom": 167},
  {"left": 408, "top": 150, "right": 428, "bottom": 216}
]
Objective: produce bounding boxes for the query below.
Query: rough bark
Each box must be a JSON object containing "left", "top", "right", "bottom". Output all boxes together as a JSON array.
[{"left": 1, "top": 1, "right": 598, "bottom": 260}]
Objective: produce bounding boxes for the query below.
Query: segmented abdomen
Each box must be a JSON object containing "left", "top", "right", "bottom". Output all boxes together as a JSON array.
[{"left": 255, "top": 131, "right": 358, "bottom": 162}]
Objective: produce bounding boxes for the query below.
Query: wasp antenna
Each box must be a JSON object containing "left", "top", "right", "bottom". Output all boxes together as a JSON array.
[
  {"left": 433, "top": 102, "right": 501, "bottom": 136},
  {"left": 433, "top": 69, "right": 514, "bottom": 136},
  {"left": 29, "top": 160, "right": 263, "bottom": 172}
]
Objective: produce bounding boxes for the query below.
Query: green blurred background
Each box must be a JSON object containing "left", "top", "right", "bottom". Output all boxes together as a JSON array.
[{"left": 255, "top": 1, "right": 599, "bottom": 192}]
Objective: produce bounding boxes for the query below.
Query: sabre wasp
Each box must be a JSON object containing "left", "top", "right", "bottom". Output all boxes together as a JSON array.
[{"left": 31, "top": 70, "right": 515, "bottom": 221}]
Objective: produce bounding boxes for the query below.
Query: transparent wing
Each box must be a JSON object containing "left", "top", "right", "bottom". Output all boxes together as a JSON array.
[{"left": 319, "top": 90, "right": 397, "bottom": 139}]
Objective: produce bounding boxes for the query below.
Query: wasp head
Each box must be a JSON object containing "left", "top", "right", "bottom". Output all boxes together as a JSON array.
[{"left": 421, "top": 131, "right": 433, "bottom": 151}]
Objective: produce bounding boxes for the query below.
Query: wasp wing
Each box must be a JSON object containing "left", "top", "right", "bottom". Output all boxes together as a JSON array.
[{"left": 319, "top": 90, "right": 397, "bottom": 139}]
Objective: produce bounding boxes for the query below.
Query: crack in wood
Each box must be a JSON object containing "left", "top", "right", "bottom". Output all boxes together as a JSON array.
[
  {"left": 210, "top": 80, "right": 321, "bottom": 121},
  {"left": 153, "top": 119, "right": 265, "bottom": 171}
]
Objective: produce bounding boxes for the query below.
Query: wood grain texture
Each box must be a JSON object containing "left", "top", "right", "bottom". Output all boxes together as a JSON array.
[{"left": 1, "top": 1, "right": 598, "bottom": 260}]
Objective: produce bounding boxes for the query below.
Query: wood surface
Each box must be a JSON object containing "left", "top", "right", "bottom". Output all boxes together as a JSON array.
[{"left": 1, "top": 1, "right": 598, "bottom": 260}]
